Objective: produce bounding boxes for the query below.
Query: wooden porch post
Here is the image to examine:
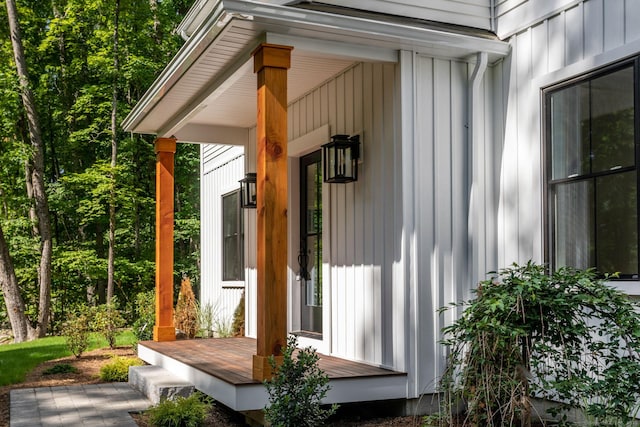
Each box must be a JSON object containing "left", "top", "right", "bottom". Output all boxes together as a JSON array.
[
  {"left": 252, "top": 43, "right": 292, "bottom": 381},
  {"left": 153, "top": 137, "right": 177, "bottom": 342}
]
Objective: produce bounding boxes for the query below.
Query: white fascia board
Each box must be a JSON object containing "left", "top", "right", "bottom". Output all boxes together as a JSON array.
[
  {"left": 122, "top": 1, "right": 241, "bottom": 133},
  {"left": 224, "top": 0, "right": 510, "bottom": 57},
  {"left": 173, "top": 124, "right": 249, "bottom": 146}
]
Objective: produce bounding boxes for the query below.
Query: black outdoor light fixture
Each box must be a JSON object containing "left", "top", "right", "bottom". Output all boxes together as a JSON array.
[
  {"left": 322, "top": 134, "right": 360, "bottom": 183},
  {"left": 239, "top": 172, "right": 257, "bottom": 209}
]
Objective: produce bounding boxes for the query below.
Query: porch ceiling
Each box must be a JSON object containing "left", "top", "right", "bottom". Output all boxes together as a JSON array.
[{"left": 122, "top": 0, "right": 510, "bottom": 144}]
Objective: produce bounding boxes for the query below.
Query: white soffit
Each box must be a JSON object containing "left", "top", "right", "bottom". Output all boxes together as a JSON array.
[{"left": 123, "top": 0, "right": 509, "bottom": 140}]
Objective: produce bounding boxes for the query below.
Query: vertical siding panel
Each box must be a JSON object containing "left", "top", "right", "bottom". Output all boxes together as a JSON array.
[
  {"left": 548, "top": 13, "right": 565, "bottom": 71},
  {"left": 415, "top": 55, "right": 437, "bottom": 387},
  {"left": 583, "top": 0, "right": 604, "bottom": 58},
  {"left": 625, "top": 0, "right": 640, "bottom": 43},
  {"left": 500, "top": 39, "right": 520, "bottom": 266},
  {"left": 305, "top": 94, "right": 313, "bottom": 136},
  {"left": 565, "top": 4, "right": 583, "bottom": 65},
  {"left": 371, "top": 63, "right": 384, "bottom": 365},
  {"left": 313, "top": 90, "right": 322, "bottom": 130},
  {"left": 532, "top": 22, "right": 548, "bottom": 79},
  {"left": 604, "top": 0, "right": 624, "bottom": 50},
  {"left": 517, "top": 29, "right": 536, "bottom": 261},
  {"left": 382, "top": 63, "right": 396, "bottom": 366},
  {"left": 362, "top": 62, "right": 375, "bottom": 363},
  {"left": 352, "top": 64, "right": 365, "bottom": 361}
]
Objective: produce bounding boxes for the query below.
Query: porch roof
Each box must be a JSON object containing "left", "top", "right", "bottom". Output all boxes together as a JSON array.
[{"left": 121, "top": 0, "right": 509, "bottom": 144}]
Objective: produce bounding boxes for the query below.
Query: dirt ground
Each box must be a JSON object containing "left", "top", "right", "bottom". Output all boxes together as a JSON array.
[{"left": 0, "top": 345, "right": 420, "bottom": 427}]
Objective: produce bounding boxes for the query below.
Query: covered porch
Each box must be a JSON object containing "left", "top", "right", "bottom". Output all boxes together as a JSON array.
[{"left": 137, "top": 337, "right": 407, "bottom": 411}]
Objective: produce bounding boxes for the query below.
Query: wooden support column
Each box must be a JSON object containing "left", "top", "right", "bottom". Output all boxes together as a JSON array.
[
  {"left": 153, "top": 137, "right": 177, "bottom": 342},
  {"left": 252, "top": 43, "right": 293, "bottom": 381}
]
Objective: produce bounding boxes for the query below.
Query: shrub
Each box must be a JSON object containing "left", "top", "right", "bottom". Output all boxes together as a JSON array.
[
  {"left": 264, "top": 336, "right": 337, "bottom": 427},
  {"left": 198, "top": 302, "right": 214, "bottom": 338},
  {"left": 438, "top": 262, "right": 640, "bottom": 426},
  {"left": 62, "top": 306, "right": 92, "bottom": 358},
  {"left": 91, "top": 299, "right": 126, "bottom": 349},
  {"left": 133, "top": 290, "right": 155, "bottom": 345},
  {"left": 99, "top": 355, "right": 143, "bottom": 382},
  {"left": 43, "top": 363, "right": 78, "bottom": 375},
  {"left": 174, "top": 277, "right": 199, "bottom": 339},
  {"left": 231, "top": 292, "right": 245, "bottom": 337},
  {"left": 146, "top": 392, "right": 212, "bottom": 427}
]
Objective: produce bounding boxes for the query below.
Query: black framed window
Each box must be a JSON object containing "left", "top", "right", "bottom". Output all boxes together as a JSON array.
[
  {"left": 222, "top": 189, "right": 244, "bottom": 281},
  {"left": 545, "top": 59, "right": 639, "bottom": 279}
]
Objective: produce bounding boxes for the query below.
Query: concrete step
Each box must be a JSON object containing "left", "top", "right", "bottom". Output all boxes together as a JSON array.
[{"left": 129, "top": 365, "right": 195, "bottom": 404}]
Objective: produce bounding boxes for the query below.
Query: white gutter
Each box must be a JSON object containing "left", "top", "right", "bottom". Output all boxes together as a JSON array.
[
  {"left": 222, "top": 0, "right": 510, "bottom": 57},
  {"left": 468, "top": 51, "right": 489, "bottom": 293}
]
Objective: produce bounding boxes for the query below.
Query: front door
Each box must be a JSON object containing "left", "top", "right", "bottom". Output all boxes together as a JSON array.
[{"left": 299, "top": 151, "right": 322, "bottom": 335}]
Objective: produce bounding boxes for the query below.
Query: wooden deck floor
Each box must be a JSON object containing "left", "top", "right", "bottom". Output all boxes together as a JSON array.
[
  {"left": 138, "top": 337, "right": 408, "bottom": 411},
  {"left": 140, "top": 337, "right": 404, "bottom": 385}
]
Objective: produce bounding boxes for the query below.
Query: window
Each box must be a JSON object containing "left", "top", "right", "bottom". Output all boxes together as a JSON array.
[
  {"left": 546, "top": 60, "right": 638, "bottom": 279},
  {"left": 222, "top": 190, "right": 244, "bottom": 281}
]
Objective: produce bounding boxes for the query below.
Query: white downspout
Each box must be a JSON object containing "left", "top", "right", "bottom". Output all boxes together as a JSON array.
[{"left": 468, "top": 51, "right": 488, "bottom": 297}]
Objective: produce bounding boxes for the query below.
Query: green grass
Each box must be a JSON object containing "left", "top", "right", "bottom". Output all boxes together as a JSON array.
[{"left": 0, "top": 329, "right": 136, "bottom": 386}]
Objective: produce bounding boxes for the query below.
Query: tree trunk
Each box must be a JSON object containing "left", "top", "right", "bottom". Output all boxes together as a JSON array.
[
  {"left": 107, "top": 0, "right": 121, "bottom": 303},
  {"left": 0, "top": 224, "right": 33, "bottom": 343},
  {"left": 6, "top": 0, "right": 53, "bottom": 338},
  {"left": 24, "top": 159, "right": 39, "bottom": 236}
]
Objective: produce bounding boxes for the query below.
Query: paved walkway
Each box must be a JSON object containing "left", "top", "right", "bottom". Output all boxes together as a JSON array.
[{"left": 10, "top": 383, "right": 151, "bottom": 426}]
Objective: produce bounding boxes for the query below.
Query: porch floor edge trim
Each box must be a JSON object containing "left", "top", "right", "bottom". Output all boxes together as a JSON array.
[{"left": 137, "top": 337, "right": 408, "bottom": 411}]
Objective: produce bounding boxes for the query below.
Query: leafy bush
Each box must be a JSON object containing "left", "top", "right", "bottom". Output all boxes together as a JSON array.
[
  {"left": 438, "top": 262, "right": 640, "bottom": 426},
  {"left": 62, "top": 306, "right": 92, "bottom": 358},
  {"left": 264, "top": 336, "right": 337, "bottom": 427},
  {"left": 91, "top": 299, "right": 126, "bottom": 349},
  {"left": 146, "top": 392, "right": 212, "bottom": 427},
  {"left": 174, "top": 277, "right": 199, "bottom": 339},
  {"left": 43, "top": 363, "right": 78, "bottom": 375},
  {"left": 198, "top": 302, "right": 214, "bottom": 338},
  {"left": 133, "top": 290, "right": 155, "bottom": 345},
  {"left": 99, "top": 355, "right": 143, "bottom": 382}
]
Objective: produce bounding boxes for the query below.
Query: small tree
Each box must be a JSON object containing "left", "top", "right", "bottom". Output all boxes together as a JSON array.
[
  {"left": 438, "top": 262, "right": 640, "bottom": 426},
  {"left": 264, "top": 336, "right": 338, "bottom": 427},
  {"left": 174, "top": 276, "right": 199, "bottom": 339},
  {"left": 132, "top": 290, "right": 155, "bottom": 345},
  {"left": 62, "top": 305, "right": 92, "bottom": 358},
  {"left": 91, "top": 299, "right": 125, "bottom": 349}
]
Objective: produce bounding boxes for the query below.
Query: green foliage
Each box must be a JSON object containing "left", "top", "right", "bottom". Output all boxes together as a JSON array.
[
  {"left": 99, "top": 355, "right": 143, "bottom": 382},
  {"left": 198, "top": 302, "right": 214, "bottom": 338},
  {"left": 438, "top": 262, "right": 640, "bottom": 426},
  {"left": 264, "top": 336, "right": 338, "bottom": 427},
  {"left": 0, "top": 332, "right": 132, "bottom": 386},
  {"left": 90, "top": 300, "right": 126, "bottom": 349},
  {"left": 43, "top": 363, "right": 78, "bottom": 375},
  {"left": 146, "top": 392, "right": 212, "bottom": 427},
  {"left": 0, "top": 0, "right": 196, "bottom": 333},
  {"left": 62, "top": 305, "right": 93, "bottom": 358},
  {"left": 133, "top": 290, "right": 155, "bottom": 345}
]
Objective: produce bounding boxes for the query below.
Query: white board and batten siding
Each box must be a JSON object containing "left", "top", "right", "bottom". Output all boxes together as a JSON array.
[
  {"left": 200, "top": 144, "right": 246, "bottom": 329},
  {"left": 244, "top": 57, "right": 480, "bottom": 398},
  {"left": 492, "top": 0, "right": 640, "bottom": 283}
]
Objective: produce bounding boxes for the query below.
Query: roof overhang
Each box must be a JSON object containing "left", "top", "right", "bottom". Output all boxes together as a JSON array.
[{"left": 122, "top": 0, "right": 509, "bottom": 143}]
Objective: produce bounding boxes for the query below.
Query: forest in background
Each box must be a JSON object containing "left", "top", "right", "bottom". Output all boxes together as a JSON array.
[{"left": 0, "top": 0, "right": 199, "bottom": 340}]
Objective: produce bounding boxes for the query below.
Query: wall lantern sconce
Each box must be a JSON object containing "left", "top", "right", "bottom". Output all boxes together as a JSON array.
[
  {"left": 239, "top": 172, "right": 257, "bottom": 209},
  {"left": 322, "top": 134, "right": 360, "bottom": 183}
]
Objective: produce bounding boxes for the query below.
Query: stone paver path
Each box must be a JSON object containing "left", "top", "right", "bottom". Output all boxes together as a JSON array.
[{"left": 10, "top": 383, "right": 150, "bottom": 426}]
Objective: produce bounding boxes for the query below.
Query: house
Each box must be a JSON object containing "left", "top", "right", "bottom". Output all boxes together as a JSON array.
[{"left": 122, "top": 0, "right": 640, "bottom": 415}]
